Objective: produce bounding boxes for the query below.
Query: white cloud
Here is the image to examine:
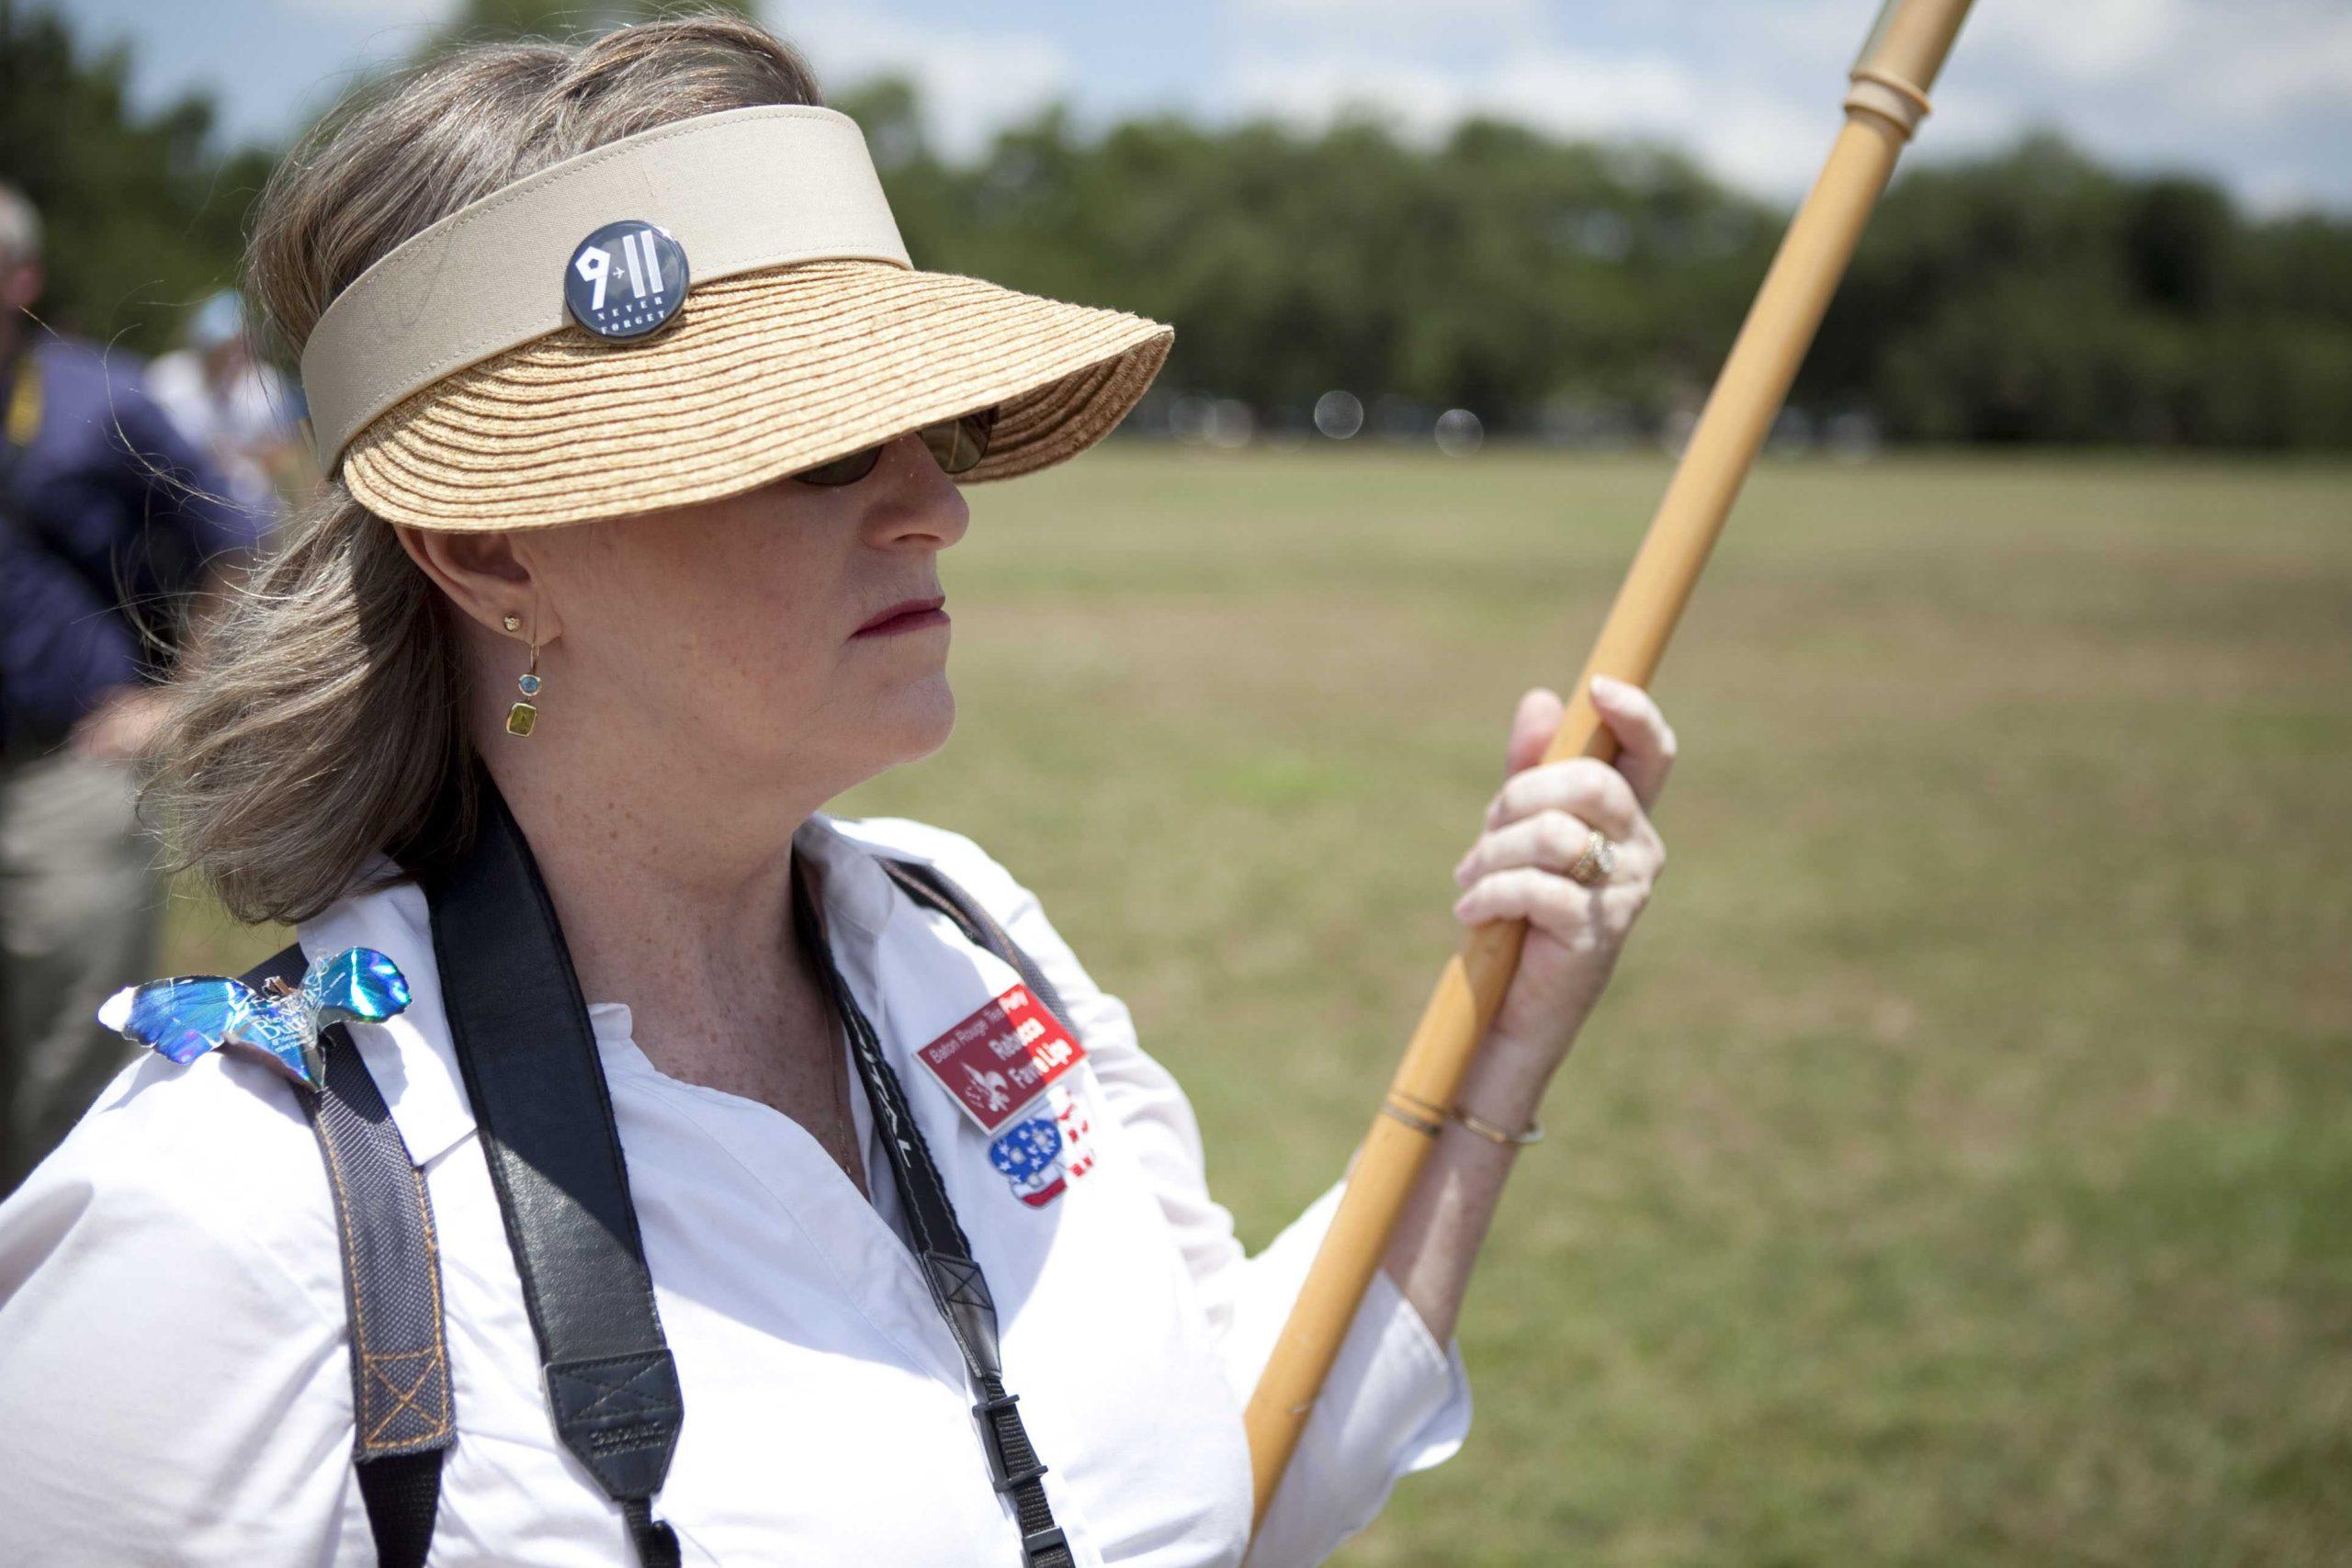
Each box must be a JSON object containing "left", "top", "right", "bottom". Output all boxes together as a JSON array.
[
  {"left": 1967, "top": 0, "right": 2190, "bottom": 85},
  {"left": 1205, "top": 0, "right": 2352, "bottom": 210},
  {"left": 767, "top": 2, "right": 1077, "bottom": 159},
  {"left": 1243, "top": 0, "right": 1541, "bottom": 23},
  {"left": 274, "top": 0, "right": 453, "bottom": 21},
  {"left": 231, "top": 0, "right": 2346, "bottom": 213},
  {"left": 202, "top": 0, "right": 2346, "bottom": 212},
  {"left": 1223, "top": 41, "right": 1843, "bottom": 197},
  {"left": 1218, "top": 4, "right": 1854, "bottom": 200},
  {"left": 1970, "top": 0, "right": 2352, "bottom": 115},
  {"left": 1939, "top": 0, "right": 2352, "bottom": 209},
  {"left": 2184, "top": 10, "right": 2352, "bottom": 116}
]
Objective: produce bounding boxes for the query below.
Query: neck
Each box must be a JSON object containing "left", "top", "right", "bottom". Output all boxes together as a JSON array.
[{"left": 481, "top": 713, "right": 837, "bottom": 1089}]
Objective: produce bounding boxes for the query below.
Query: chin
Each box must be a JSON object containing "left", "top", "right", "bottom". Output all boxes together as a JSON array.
[{"left": 876, "top": 671, "right": 956, "bottom": 764}]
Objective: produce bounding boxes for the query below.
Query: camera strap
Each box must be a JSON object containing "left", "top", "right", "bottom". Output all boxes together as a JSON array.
[
  {"left": 792, "top": 850, "right": 1073, "bottom": 1568},
  {"left": 421, "top": 776, "right": 1069, "bottom": 1566}
]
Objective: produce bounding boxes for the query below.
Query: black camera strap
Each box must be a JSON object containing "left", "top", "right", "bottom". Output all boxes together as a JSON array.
[
  {"left": 423, "top": 776, "right": 1068, "bottom": 1567},
  {"left": 428, "top": 782, "right": 685, "bottom": 1568},
  {"left": 791, "top": 851, "right": 1073, "bottom": 1568}
]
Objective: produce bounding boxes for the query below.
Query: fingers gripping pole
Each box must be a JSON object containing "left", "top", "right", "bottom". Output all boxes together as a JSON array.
[{"left": 1243, "top": 0, "right": 1975, "bottom": 1527}]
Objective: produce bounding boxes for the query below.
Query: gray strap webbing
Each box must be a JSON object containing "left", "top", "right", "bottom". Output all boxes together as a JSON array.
[{"left": 244, "top": 944, "right": 454, "bottom": 1568}]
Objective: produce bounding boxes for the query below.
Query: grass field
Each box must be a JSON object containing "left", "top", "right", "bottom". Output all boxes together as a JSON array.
[{"left": 168, "top": 447, "right": 2352, "bottom": 1563}]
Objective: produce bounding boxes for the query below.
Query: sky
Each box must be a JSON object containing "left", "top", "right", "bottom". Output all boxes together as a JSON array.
[{"left": 61, "top": 0, "right": 2352, "bottom": 217}]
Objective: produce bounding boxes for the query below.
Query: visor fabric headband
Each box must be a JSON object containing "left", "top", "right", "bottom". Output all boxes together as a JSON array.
[
  {"left": 303, "top": 104, "right": 1174, "bottom": 531},
  {"left": 301, "top": 106, "right": 910, "bottom": 471}
]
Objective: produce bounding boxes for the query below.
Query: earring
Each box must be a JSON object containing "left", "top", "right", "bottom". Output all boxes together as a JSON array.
[
  {"left": 505, "top": 636, "right": 542, "bottom": 737},
  {"left": 502, "top": 614, "right": 522, "bottom": 633}
]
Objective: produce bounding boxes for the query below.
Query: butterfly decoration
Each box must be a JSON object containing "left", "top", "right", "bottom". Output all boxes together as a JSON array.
[{"left": 96, "top": 948, "right": 413, "bottom": 1089}]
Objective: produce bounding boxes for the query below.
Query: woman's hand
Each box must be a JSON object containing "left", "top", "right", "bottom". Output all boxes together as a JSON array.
[
  {"left": 1449, "top": 674, "right": 1676, "bottom": 1089},
  {"left": 1381, "top": 675, "right": 1678, "bottom": 1337}
]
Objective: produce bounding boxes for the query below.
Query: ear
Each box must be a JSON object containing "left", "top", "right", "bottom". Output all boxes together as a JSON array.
[{"left": 393, "top": 525, "right": 564, "bottom": 643}]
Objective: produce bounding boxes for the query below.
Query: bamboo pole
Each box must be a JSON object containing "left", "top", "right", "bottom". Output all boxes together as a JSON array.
[{"left": 1244, "top": 0, "right": 1978, "bottom": 1526}]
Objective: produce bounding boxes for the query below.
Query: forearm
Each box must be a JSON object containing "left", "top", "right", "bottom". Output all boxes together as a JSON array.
[
  {"left": 1378, "top": 1032, "right": 1554, "bottom": 1343},
  {"left": 1378, "top": 675, "right": 1679, "bottom": 1345}
]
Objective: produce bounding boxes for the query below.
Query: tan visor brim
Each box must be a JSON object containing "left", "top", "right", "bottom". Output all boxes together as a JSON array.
[{"left": 343, "top": 258, "right": 1174, "bottom": 532}]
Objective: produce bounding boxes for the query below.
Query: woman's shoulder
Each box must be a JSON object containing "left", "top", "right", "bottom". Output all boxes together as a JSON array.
[
  {"left": 0, "top": 1048, "right": 356, "bottom": 1558},
  {"left": 0, "top": 1042, "right": 345, "bottom": 1320},
  {"left": 826, "top": 812, "right": 1043, "bottom": 923}
]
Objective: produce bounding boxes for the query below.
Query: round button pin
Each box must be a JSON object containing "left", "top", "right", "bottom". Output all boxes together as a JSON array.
[{"left": 563, "top": 220, "right": 688, "bottom": 341}]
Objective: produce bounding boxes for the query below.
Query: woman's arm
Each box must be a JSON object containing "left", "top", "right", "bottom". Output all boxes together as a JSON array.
[
  {"left": 1379, "top": 1026, "right": 1562, "bottom": 1342},
  {"left": 1381, "top": 675, "right": 1679, "bottom": 1341},
  {"left": 898, "top": 820, "right": 1474, "bottom": 1563}
]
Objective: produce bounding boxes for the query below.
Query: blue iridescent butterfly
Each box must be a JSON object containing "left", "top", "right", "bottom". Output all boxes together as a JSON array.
[{"left": 96, "top": 948, "right": 412, "bottom": 1089}]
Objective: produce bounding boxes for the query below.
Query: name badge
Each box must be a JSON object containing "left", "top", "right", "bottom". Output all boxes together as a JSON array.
[{"left": 914, "top": 984, "right": 1086, "bottom": 1134}]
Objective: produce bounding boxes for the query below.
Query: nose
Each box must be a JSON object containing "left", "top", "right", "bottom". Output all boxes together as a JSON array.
[{"left": 864, "top": 430, "right": 970, "bottom": 553}]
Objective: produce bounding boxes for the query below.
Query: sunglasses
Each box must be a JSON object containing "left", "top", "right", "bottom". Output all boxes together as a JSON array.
[{"left": 792, "top": 406, "right": 1000, "bottom": 487}]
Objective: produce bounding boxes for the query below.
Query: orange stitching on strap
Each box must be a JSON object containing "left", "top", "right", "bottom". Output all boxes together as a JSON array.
[
  {"left": 362, "top": 1348, "right": 450, "bottom": 1444},
  {"left": 319, "top": 1089, "right": 456, "bottom": 1447},
  {"left": 313, "top": 1102, "right": 376, "bottom": 1416},
  {"left": 406, "top": 1164, "right": 453, "bottom": 1440}
]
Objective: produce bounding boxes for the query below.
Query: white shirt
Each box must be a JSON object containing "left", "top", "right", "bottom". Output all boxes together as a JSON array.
[{"left": 0, "top": 811, "right": 1468, "bottom": 1565}]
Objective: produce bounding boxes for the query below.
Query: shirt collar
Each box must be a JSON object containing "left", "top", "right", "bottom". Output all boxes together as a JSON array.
[
  {"left": 793, "top": 809, "right": 899, "bottom": 937},
  {"left": 296, "top": 870, "right": 476, "bottom": 1166},
  {"left": 295, "top": 812, "right": 906, "bottom": 1168}
]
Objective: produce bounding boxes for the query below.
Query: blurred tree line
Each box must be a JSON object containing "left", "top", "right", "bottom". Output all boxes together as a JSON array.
[
  {"left": 0, "top": 7, "right": 275, "bottom": 362},
  {"left": 6, "top": 1, "right": 2350, "bottom": 448}
]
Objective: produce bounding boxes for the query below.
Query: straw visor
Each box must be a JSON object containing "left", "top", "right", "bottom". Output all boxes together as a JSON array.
[{"left": 303, "top": 107, "right": 1172, "bottom": 531}]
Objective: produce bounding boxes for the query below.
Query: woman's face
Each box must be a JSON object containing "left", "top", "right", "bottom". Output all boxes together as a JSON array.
[{"left": 501, "top": 429, "right": 971, "bottom": 804}]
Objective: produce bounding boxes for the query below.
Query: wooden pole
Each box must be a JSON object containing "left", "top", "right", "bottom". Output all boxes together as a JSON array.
[{"left": 1244, "top": 0, "right": 1978, "bottom": 1526}]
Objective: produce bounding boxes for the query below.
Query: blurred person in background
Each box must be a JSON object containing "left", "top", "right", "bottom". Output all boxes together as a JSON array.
[
  {"left": 146, "top": 288, "right": 306, "bottom": 517},
  {"left": 0, "top": 180, "right": 266, "bottom": 1192}
]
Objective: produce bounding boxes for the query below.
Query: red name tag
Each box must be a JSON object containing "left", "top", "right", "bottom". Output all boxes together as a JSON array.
[{"left": 914, "top": 985, "right": 1087, "bottom": 1134}]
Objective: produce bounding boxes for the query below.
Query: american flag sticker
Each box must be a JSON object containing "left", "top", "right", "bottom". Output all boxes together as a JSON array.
[{"left": 913, "top": 985, "right": 1087, "bottom": 1135}]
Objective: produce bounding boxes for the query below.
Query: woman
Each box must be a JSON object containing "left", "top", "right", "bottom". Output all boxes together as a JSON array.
[{"left": 0, "top": 16, "right": 1676, "bottom": 1566}]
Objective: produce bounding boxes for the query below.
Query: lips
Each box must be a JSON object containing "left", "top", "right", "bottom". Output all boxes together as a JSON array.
[{"left": 853, "top": 594, "right": 949, "bottom": 637}]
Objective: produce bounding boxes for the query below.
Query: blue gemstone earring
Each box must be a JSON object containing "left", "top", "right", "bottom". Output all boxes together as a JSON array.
[{"left": 503, "top": 615, "right": 542, "bottom": 737}]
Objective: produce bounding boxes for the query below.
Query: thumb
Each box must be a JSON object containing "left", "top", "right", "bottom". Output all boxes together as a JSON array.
[{"left": 1505, "top": 686, "right": 1565, "bottom": 778}]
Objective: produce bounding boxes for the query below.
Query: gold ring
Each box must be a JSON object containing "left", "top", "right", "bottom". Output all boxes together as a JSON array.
[{"left": 1566, "top": 828, "right": 1618, "bottom": 887}]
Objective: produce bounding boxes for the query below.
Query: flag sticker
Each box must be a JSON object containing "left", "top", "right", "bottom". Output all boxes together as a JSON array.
[
  {"left": 989, "top": 1117, "right": 1067, "bottom": 1207},
  {"left": 986, "top": 1082, "right": 1100, "bottom": 1209},
  {"left": 913, "top": 984, "right": 1086, "bottom": 1134}
]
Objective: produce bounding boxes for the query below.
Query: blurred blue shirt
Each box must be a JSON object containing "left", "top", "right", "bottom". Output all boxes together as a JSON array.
[{"left": 3, "top": 335, "right": 265, "bottom": 754}]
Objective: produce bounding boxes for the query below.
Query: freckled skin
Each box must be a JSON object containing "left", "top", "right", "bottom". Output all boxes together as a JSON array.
[{"left": 396, "top": 434, "right": 969, "bottom": 1190}]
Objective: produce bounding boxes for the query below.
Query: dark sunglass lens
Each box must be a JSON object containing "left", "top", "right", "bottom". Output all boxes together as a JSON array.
[
  {"left": 795, "top": 445, "right": 884, "bottom": 486},
  {"left": 921, "top": 407, "right": 997, "bottom": 475}
]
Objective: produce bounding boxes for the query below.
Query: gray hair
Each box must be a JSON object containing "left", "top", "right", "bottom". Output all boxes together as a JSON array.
[
  {"left": 0, "top": 181, "right": 41, "bottom": 271},
  {"left": 146, "top": 12, "right": 824, "bottom": 925}
]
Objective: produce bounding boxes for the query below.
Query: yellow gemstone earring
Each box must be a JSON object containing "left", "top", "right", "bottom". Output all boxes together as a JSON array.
[{"left": 505, "top": 630, "right": 542, "bottom": 737}]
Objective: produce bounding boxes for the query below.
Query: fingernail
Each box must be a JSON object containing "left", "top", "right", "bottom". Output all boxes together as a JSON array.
[{"left": 1591, "top": 674, "right": 1623, "bottom": 700}]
